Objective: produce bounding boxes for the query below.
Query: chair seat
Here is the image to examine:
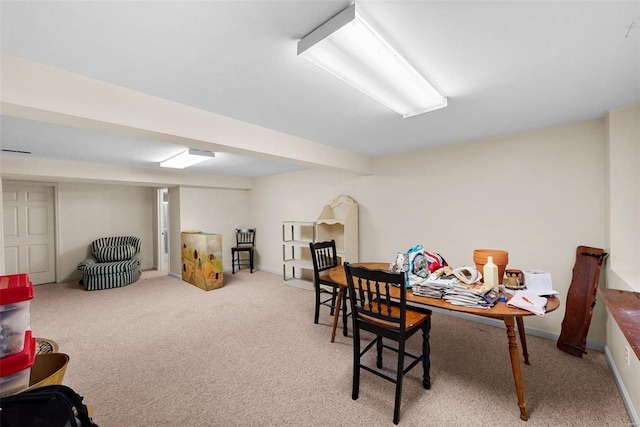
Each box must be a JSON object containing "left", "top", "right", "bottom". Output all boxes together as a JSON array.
[
  {"left": 231, "top": 229, "right": 256, "bottom": 274},
  {"left": 231, "top": 246, "right": 253, "bottom": 251},
  {"left": 317, "top": 271, "right": 336, "bottom": 285},
  {"left": 359, "top": 304, "right": 429, "bottom": 331}
]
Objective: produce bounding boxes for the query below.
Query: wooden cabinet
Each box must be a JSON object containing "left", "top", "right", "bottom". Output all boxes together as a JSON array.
[
  {"left": 316, "top": 195, "right": 359, "bottom": 263},
  {"left": 282, "top": 221, "right": 315, "bottom": 290}
]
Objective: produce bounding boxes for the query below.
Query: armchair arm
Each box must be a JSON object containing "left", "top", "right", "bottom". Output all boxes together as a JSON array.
[
  {"left": 131, "top": 252, "right": 143, "bottom": 267},
  {"left": 78, "top": 256, "right": 98, "bottom": 271}
]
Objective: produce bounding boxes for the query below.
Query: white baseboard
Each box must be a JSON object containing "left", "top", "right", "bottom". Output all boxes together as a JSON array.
[
  {"left": 423, "top": 305, "right": 605, "bottom": 352},
  {"left": 605, "top": 345, "right": 640, "bottom": 426},
  {"left": 256, "top": 266, "right": 279, "bottom": 275}
]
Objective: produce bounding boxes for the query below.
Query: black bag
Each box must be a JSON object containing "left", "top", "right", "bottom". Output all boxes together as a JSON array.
[{"left": 0, "top": 384, "right": 98, "bottom": 427}]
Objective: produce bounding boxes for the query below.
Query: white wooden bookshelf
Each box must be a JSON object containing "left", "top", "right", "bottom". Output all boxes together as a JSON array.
[
  {"left": 316, "top": 195, "right": 359, "bottom": 263},
  {"left": 282, "top": 221, "right": 315, "bottom": 290}
]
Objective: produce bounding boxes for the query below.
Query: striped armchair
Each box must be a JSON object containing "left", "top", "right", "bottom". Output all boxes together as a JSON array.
[{"left": 78, "top": 236, "right": 142, "bottom": 291}]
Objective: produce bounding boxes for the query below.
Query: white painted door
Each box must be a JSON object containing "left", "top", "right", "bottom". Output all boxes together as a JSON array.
[{"left": 3, "top": 185, "right": 56, "bottom": 284}]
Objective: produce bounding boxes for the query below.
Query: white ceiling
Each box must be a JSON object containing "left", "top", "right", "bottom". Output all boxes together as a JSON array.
[{"left": 1, "top": 1, "right": 639, "bottom": 178}]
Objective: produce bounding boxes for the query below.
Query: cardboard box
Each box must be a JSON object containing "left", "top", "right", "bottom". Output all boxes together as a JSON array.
[{"left": 181, "top": 232, "right": 224, "bottom": 291}]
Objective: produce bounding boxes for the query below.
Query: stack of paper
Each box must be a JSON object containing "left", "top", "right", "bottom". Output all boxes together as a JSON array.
[
  {"left": 507, "top": 291, "right": 548, "bottom": 316},
  {"left": 522, "top": 270, "right": 559, "bottom": 296},
  {"left": 412, "top": 277, "right": 457, "bottom": 298},
  {"left": 442, "top": 281, "right": 499, "bottom": 309}
]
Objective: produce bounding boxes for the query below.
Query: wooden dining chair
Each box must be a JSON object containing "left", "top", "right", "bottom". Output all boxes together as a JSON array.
[
  {"left": 231, "top": 228, "right": 255, "bottom": 274},
  {"left": 344, "top": 262, "right": 432, "bottom": 425},
  {"left": 309, "top": 240, "right": 348, "bottom": 336}
]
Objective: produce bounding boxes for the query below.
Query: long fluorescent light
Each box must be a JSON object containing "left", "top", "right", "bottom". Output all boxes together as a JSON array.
[
  {"left": 160, "top": 149, "right": 215, "bottom": 169},
  {"left": 297, "top": 4, "right": 447, "bottom": 118}
]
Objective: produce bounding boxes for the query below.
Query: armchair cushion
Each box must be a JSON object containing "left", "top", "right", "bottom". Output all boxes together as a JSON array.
[
  {"left": 94, "top": 244, "right": 136, "bottom": 263},
  {"left": 78, "top": 258, "right": 141, "bottom": 276}
]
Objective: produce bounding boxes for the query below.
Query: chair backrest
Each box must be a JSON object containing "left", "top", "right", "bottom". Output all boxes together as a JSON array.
[
  {"left": 309, "top": 240, "right": 339, "bottom": 278},
  {"left": 91, "top": 236, "right": 141, "bottom": 255},
  {"left": 344, "top": 262, "right": 407, "bottom": 334},
  {"left": 235, "top": 228, "right": 256, "bottom": 246}
]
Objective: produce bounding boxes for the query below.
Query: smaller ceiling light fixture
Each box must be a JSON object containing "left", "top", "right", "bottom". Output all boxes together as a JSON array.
[
  {"left": 297, "top": 3, "right": 447, "bottom": 118},
  {"left": 160, "top": 149, "right": 215, "bottom": 169}
]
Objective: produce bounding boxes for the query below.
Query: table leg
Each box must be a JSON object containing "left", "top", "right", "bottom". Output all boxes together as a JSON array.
[
  {"left": 331, "top": 288, "right": 343, "bottom": 343},
  {"left": 516, "top": 316, "right": 530, "bottom": 365},
  {"left": 504, "top": 316, "right": 528, "bottom": 421}
]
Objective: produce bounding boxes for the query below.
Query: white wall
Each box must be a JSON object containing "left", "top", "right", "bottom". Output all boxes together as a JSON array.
[
  {"left": 56, "top": 182, "right": 155, "bottom": 281},
  {"left": 171, "top": 186, "right": 251, "bottom": 275},
  {"left": 168, "top": 186, "right": 182, "bottom": 276},
  {"left": 251, "top": 167, "right": 362, "bottom": 270},
  {"left": 604, "top": 105, "right": 640, "bottom": 424},
  {"left": 606, "top": 105, "right": 640, "bottom": 274},
  {"left": 252, "top": 118, "right": 607, "bottom": 339}
]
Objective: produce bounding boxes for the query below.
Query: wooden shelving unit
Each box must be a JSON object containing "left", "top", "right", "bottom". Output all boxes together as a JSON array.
[
  {"left": 316, "top": 194, "right": 359, "bottom": 263},
  {"left": 282, "top": 196, "right": 358, "bottom": 291},
  {"left": 282, "top": 221, "right": 315, "bottom": 290}
]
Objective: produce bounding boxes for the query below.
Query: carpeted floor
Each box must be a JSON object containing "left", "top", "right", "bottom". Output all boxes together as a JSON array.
[{"left": 29, "top": 270, "right": 631, "bottom": 427}]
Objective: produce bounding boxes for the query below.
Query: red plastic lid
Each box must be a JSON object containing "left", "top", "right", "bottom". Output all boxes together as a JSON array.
[
  {"left": 0, "top": 274, "right": 34, "bottom": 305},
  {"left": 0, "top": 330, "right": 35, "bottom": 377}
]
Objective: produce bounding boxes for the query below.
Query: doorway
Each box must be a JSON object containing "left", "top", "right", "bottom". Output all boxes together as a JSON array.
[
  {"left": 158, "top": 188, "right": 169, "bottom": 272},
  {"left": 2, "top": 183, "right": 56, "bottom": 284}
]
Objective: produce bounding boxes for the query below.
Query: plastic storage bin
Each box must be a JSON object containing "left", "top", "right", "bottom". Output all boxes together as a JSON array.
[
  {"left": 0, "top": 274, "right": 34, "bottom": 358},
  {"left": 0, "top": 330, "right": 36, "bottom": 396}
]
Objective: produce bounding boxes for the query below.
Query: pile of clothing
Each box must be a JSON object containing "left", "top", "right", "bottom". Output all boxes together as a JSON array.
[{"left": 392, "top": 245, "right": 499, "bottom": 308}]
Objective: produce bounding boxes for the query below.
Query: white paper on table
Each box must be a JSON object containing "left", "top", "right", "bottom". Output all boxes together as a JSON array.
[
  {"left": 507, "top": 291, "right": 548, "bottom": 316},
  {"left": 523, "top": 270, "right": 559, "bottom": 296}
]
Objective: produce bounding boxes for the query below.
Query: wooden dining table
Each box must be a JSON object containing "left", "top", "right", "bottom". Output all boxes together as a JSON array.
[{"left": 328, "top": 262, "right": 560, "bottom": 422}]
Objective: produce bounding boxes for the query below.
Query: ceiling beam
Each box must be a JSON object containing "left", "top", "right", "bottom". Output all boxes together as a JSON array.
[
  {"left": 0, "top": 54, "right": 371, "bottom": 175},
  {"left": 0, "top": 156, "right": 254, "bottom": 190}
]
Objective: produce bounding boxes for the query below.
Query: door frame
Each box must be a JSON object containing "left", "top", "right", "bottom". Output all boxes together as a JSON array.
[{"left": 157, "top": 188, "right": 169, "bottom": 272}]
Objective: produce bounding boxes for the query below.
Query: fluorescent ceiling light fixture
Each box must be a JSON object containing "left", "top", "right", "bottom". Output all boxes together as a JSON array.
[
  {"left": 160, "top": 149, "right": 215, "bottom": 169},
  {"left": 297, "top": 3, "right": 447, "bottom": 118}
]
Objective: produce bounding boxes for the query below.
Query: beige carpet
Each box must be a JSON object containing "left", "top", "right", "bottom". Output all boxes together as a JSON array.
[{"left": 29, "top": 270, "right": 631, "bottom": 427}]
